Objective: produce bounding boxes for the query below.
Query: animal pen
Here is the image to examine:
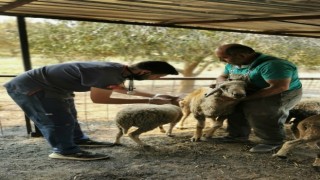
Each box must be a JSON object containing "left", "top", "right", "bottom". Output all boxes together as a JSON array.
[{"left": 0, "top": 76, "right": 320, "bottom": 137}]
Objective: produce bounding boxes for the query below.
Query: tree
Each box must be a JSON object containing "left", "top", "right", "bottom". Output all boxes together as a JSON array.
[
  {"left": 0, "top": 21, "right": 20, "bottom": 56},
  {"left": 1, "top": 19, "right": 319, "bottom": 92}
]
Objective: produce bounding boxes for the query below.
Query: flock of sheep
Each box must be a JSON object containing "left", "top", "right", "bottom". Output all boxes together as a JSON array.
[{"left": 113, "top": 79, "right": 320, "bottom": 167}]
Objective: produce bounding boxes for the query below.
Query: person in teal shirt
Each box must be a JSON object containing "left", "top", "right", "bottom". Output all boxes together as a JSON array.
[{"left": 214, "top": 43, "right": 302, "bottom": 153}]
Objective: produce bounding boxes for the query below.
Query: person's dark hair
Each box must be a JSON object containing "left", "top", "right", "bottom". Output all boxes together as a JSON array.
[
  {"left": 225, "top": 44, "right": 255, "bottom": 56},
  {"left": 130, "top": 61, "right": 179, "bottom": 75}
]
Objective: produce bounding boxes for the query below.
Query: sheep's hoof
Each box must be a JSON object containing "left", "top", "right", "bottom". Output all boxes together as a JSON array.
[
  {"left": 113, "top": 143, "right": 123, "bottom": 146},
  {"left": 272, "top": 153, "right": 287, "bottom": 159},
  {"left": 141, "top": 144, "right": 152, "bottom": 149},
  {"left": 190, "top": 137, "right": 201, "bottom": 142},
  {"left": 203, "top": 136, "right": 213, "bottom": 141},
  {"left": 203, "top": 133, "right": 212, "bottom": 138},
  {"left": 166, "top": 134, "right": 175, "bottom": 137}
]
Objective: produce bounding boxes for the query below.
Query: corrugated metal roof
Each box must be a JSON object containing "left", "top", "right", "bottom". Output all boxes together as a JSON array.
[{"left": 0, "top": 0, "right": 319, "bottom": 38}]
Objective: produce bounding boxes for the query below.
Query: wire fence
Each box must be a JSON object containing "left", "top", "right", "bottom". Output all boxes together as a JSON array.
[{"left": 0, "top": 77, "right": 319, "bottom": 136}]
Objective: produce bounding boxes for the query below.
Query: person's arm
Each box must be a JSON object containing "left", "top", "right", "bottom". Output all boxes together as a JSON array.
[
  {"left": 243, "top": 78, "right": 291, "bottom": 101},
  {"left": 209, "top": 73, "right": 228, "bottom": 88},
  {"left": 90, "top": 87, "right": 172, "bottom": 104},
  {"left": 113, "top": 88, "right": 155, "bottom": 98}
]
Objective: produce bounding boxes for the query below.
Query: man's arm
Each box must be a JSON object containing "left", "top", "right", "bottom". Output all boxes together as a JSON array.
[
  {"left": 209, "top": 73, "right": 229, "bottom": 88},
  {"left": 243, "top": 78, "right": 291, "bottom": 101},
  {"left": 90, "top": 87, "right": 172, "bottom": 104}
]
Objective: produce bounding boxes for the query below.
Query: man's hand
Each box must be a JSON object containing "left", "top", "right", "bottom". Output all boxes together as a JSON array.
[
  {"left": 152, "top": 94, "right": 182, "bottom": 106},
  {"left": 149, "top": 97, "right": 172, "bottom": 105},
  {"left": 209, "top": 84, "right": 217, "bottom": 89}
]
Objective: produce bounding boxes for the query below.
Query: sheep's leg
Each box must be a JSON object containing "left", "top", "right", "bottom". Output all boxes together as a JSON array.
[
  {"left": 191, "top": 116, "right": 205, "bottom": 142},
  {"left": 274, "top": 138, "right": 315, "bottom": 158},
  {"left": 177, "top": 111, "right": 190, "bottom": 129},
  {"left": 128, "top": 128, "right": 147, "bottom": 146},
  {"left": 159, "top": 125, "right": 166, "bottom": 133},
  {"left": 114, "top": 126, "right": 124, "bottom": 145},
  {"left": 166, "top": 122, "right": 178, "bottom": 137},
  {"left": 204, "top": 117, "right": 224, "bottom": 139}
]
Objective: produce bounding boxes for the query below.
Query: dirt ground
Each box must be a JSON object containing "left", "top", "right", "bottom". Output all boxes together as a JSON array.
[{"left": 0, "top": 116, "right": 319, "bottom": 180}]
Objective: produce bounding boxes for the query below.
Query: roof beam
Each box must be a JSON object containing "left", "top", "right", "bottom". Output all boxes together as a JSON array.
[
  {"left": 1, "top": 12, "right": 318, "bottom": 39},
  {"left": 0, "top": 0, "right": 36, "bottom": 11},
  {"left": 166, "top": 15, "right": 320, "bottom": 24}
]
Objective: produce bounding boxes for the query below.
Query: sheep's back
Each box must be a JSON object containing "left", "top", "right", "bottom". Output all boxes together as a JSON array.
[
  {"left": 115, "top": 104, "right": 182, "bottom": 129},
  {"left": 188, "top": 88, "right": 209, "bottom": 113},
  {"left": 296, "top": 114, "right": 320, "bottom": 139},
  {"left": 201, "top": 95, "right": 239, "bottom": 117},
  {"left": 288, "top": 100, "right": 320, "bottom": 123}
]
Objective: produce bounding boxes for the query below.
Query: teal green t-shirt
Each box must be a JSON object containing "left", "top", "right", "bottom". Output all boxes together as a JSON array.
[{"left": 224, "top": 53, "right": 302, "bottom": 90}]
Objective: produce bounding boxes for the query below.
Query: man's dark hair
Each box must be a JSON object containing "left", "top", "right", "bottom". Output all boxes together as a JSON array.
[
  {"left": 130, "top": 61, "right": 179, "bottom": 75},
  {"left": 225, "top": 44, "right": 255, "bottom": 56}
]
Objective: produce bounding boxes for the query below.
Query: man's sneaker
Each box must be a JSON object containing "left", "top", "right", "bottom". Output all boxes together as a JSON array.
[
  {"left": 213, "top": 136, "right": 249, "bottom": 143},
  {"left": 75, "top": 139, "right": 115, "bottom": 148},
  {"left": 249, "top": 144, "right": 281, "bottom": 153},
  {"left": 49, "top": 150, "right": 110, "bottom": 161}
]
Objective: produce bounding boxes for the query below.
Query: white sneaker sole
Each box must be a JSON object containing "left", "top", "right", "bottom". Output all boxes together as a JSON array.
[{"left": 49, "top": 152, "right": 110, "bottom": 161}]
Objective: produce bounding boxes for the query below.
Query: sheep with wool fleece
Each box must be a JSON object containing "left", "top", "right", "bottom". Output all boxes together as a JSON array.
[
  {"left": 114, "top": 104, "right": 183, "bottom": 146},
  {"left": 178, "top": 80, "right": 247, "bottom": 142},
  {"left": 273, "top": 114, "right": 320, "bottom": 167}
]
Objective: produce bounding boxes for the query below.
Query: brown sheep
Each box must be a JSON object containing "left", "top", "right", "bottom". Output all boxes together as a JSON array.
[
  {"left": 286, "top": 100, "right": 320, "bottom": 124},
  {"left": 178, "top": 80, "right": 247, "bottom": 142},
  {"left": 273, "top": 114, "right": 320, "bottom": 167}
]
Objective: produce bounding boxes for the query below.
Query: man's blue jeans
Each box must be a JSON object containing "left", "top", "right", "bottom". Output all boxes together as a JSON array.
[{"left": 6, "top": 90, "right": 89, "bottom": 154}]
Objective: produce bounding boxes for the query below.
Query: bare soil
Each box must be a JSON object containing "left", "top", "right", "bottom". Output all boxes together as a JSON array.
[{"left": 0, "top": 117, "right": 319, "bottom": 180}]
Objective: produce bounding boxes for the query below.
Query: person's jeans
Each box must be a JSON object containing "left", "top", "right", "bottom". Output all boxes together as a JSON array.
[
  {"left": 6, "top": 90, "right": 89, "bottom": 154},
  {"left": 227, "top": 88, "right": 303, "bottom": 144}
]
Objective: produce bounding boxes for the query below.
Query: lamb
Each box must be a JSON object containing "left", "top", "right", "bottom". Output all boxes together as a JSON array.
[
  {"left": 114, "top": 104, "right": 183, "bottom": 146},
  {"left": 273, "top": 114, "right": 320, "bottom": 167},
  {"left": 286, "top": 100, "right": 320, "bottom": 124},
  {"left": 178, "top": 80, "right": 247, "bottom": 142}
]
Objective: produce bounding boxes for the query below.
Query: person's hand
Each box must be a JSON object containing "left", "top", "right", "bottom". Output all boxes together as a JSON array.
[
  {"left": 149, "top": 97, "right": 172, "bottom": 105},
  {"left": 153, "top": 94, "right": 182, "bottom": 106},
  {"left": 153, "top": 94, "right": 177, "bottom": 99},
  {"left": 209, "top": 84, "right": 216, "bottom": 88}
]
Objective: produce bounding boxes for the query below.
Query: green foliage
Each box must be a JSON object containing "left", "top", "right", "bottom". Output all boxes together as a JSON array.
[
  {"left": 0, "top": 21, "right": 20, "bottom": 56},
  {"left": 1, "top": 19, "right": 319, "bottom": 74},
  {"left": 238, "top": 34, "right": 320, "bottom": 68}
]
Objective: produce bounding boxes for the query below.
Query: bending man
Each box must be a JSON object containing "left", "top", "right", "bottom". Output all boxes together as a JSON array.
[{"left": 4, "top": 60, "right": 179, "bottom": 160}]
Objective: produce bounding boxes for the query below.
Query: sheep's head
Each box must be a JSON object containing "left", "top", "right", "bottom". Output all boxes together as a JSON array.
[
  {"left": 222, "top": 81, "right": 246, "bottom": 99},
  {"left": 205, "top": 80, "right": 246, "bottom": 99},
  {"left": 289, "top": 118, "right": 301, "bottom": 139}
]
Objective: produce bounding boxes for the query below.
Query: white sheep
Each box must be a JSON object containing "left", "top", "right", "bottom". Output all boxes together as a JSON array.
[
  {"left": 114, "top": 104, "right": 183, "bottom": 146},
  {"left": 178, "top": 80, "right": 247, "bottom": 141},
  {"left": 273, "top": 114, "right": 320, "bottom": 167}
]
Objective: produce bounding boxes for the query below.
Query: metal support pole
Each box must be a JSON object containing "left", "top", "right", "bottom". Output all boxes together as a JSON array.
[{"left": 17, "top": 16, "right": 42, "bottom": 137}]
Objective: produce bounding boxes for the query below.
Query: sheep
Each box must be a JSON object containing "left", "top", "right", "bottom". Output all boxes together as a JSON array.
[
  {"left": 273, "top": 114, "right": 320, "bottom": 167},
  {"left": 114, "top": 104, "right": 183, "bottom": 146},
  {"left": 286, "top": 100, "right": 320, "bottom": 124},
  {"left": 178, "top": 80, "right": 247, "bottom": 142}
]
